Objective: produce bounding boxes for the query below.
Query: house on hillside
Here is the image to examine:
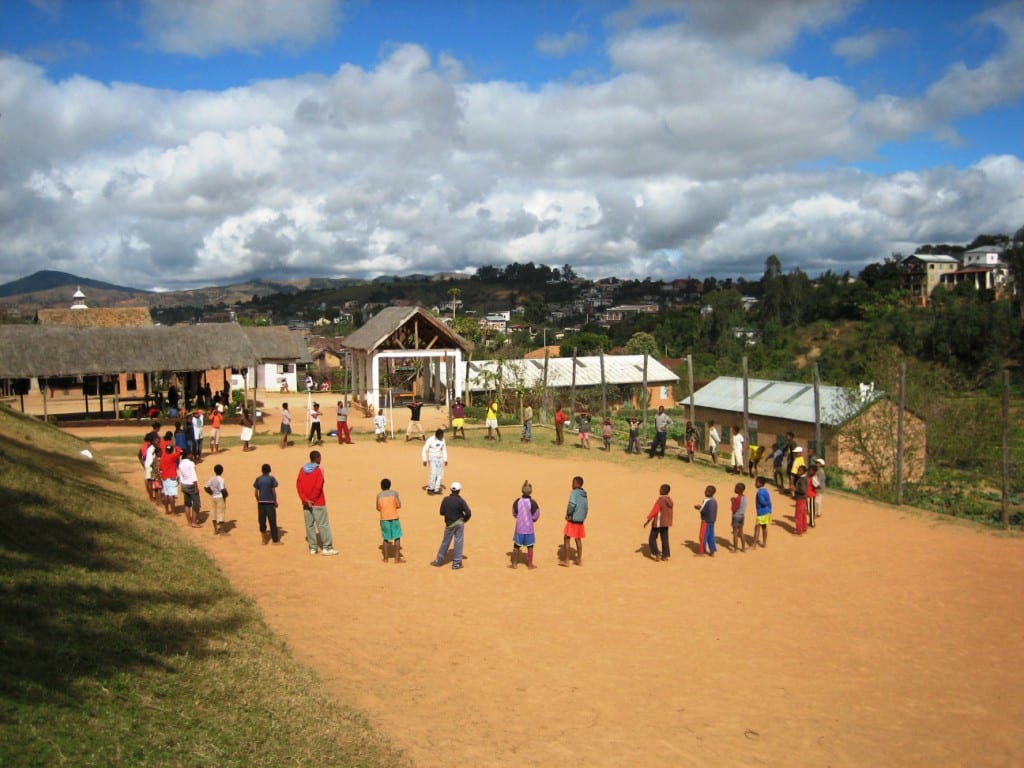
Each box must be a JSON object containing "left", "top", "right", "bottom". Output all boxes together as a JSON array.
[
  {"left": 688, "top": 376, "right": 926, "bottom": 489},
  {"left": 939, "top": 246, "right": 1011, "bottom": 295},
  {"left": 901, "top": 254, "right": 959, "bottom": 305}
]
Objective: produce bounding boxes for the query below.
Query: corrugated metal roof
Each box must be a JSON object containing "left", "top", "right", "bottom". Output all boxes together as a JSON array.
[
  {"left": 686, "top": 376, "right": 874, "bottom": 426},
  {"left": 467, "top": 355, "right": 678, "bottom": 391}
]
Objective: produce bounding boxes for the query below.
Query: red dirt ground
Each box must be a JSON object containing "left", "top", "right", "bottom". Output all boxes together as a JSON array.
[{"left": 74, "top": 402, "right": 1024, "bottom": 767}]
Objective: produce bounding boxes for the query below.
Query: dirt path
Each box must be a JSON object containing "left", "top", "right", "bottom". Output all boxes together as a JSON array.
[{"left": 78, "top": 409, "right": 1024, "bottom": 767}]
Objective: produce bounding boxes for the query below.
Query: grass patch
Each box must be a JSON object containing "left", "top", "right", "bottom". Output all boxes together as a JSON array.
[{"left": 0, "top": 405, "right": 408, "bottom": 767}]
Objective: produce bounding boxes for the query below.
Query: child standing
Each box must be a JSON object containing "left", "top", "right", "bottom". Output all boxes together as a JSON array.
[
  {"left": 707, "top": 420, "right": 721, "bottom": 464},
  {"left": 696, "top": 485, "right": 718, "bottom": 556},
  {"left": 730, "top": 482, "right": 747, "bottom": 552},
  {"left": 560, "top": 476, "right": 588, "bottom": 567},
  {"left": 793, "top": 464, "right": 809, "bottom": 535},
  {"left": 204, "top": 464, "right": 228, "bottom": 536},
  {"left": 374, "top": 409, "right": 387, "bottom": 442},
  {"left": 577, "top": 411, "right": 591, "bottom": 450},
  {"left": 511, "top": 480, "right": 540, "bottom": 569},
  {"left": 601, "top": 416, "right": 613, "bottom": 451},
  {"left": 753, "top": 476, "right": 772, "bottom": 548},
  {"left": 626, "top": 416, "right": 641, "bottom": 454},
  {"left": 684, "top": 421, "right": 698, "bottom": 463},
  {"left": 730, "top": 426, "right": 745, "bottom": 474},
  {"left": 252, "top": 463, "right": 279, "bottom": 543},
  {"left": 376, "top": 478, "right": 404, "bottom": 563},
  {"left": 279, "top": 403, "right": 292, "bottom": 449},
  {"left": 643, "top": 483, "right": 674, "bottom": 561},
  {"left": 178, "top": 449, "right": 202, "bottom": 528}
]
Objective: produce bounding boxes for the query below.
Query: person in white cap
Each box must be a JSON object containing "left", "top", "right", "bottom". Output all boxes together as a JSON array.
[
  {"left": 430, "top": 482, "right": 472, "bottom": 570},
  {"left": 789, "top": 445, "right": 806, "bottom": 492}
]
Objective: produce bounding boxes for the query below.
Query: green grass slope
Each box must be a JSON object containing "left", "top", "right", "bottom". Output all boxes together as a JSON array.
[{"left": 0, "top": 405, "right": 407, "bottom": 767}]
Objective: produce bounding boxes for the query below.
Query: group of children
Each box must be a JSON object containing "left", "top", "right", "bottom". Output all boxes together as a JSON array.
[{"left": 645, "top": 476, "right": 775, "bottom": 558}]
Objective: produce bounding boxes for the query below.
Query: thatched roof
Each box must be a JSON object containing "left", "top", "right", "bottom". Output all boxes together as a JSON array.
[
  {"left": 342, "top": 306, "right": 472, "bottom": 353},
  {"left": 35, "top": 307, "right": 153, "bottom": 327},
  {"left": 241, "top": 326, "right": 313, "bottom": 364},
  {"left": 0, "top": 323, "right": 298, "bottom": 378}
]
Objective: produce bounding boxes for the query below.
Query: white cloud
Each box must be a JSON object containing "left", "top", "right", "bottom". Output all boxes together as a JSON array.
[
  {"left": 140, "top": 0, "right": 342, "bottom": 56},
  {"left": 0, "top": 3, "right": 1022, "bottom": 289}
]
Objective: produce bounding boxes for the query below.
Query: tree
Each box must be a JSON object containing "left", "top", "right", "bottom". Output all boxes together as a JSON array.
[
  {"left": 447, "top": 287, "right": 462, "bottom": 320},
  {"left": 623, "top": 331, "right": 658, "bottom": 356},
  {"left": 559, "top": 331, "right": 608, "bottom": 357}
]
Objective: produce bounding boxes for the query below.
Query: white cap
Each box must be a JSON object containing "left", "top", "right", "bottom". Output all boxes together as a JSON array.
[
  {"left": 816, "top": 458, "right": 825, "bottom": 466},
  {"left": 793, "top": 446, "right": 804, "bottom": 453},
  {"left": 450, "top": 481, "right": 462, "bottom": 492}
]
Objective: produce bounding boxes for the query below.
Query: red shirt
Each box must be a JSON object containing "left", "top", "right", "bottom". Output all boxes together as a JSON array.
[
  {"left": 296, "top": 463, "right": 326, "bottom": 506},
  {"left": 159, "top": 445, "right": 182, "bottom": 480}
]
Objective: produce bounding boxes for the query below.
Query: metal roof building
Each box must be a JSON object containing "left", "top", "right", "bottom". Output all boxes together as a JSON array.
[
  {"left": 467, "top": 355, "right": 678, "bottom": 391},
  {"left": 686, "top": 376, "right": 875, "bottom": 427}
]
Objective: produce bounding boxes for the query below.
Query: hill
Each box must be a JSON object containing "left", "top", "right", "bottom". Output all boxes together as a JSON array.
[{"left": 0, "top": 269, "right": 147, "bottom": 299}]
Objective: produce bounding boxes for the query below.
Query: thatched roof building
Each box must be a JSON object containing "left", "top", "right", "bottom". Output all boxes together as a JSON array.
[{"left": 35, "top": 307, "right": 153, "bottom": 328}]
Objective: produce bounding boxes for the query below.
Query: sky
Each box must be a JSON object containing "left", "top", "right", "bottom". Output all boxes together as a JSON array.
[{"left": 1, "top": 0, "right": 1023, "bottom": 292}]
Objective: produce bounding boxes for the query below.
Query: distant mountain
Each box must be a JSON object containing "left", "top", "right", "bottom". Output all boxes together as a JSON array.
[
  {"left": 0, "top": 270, "right": 370, "bottom": 317},
  {"left": 0, "top": 270, "right": 148, "bottom": 299}
]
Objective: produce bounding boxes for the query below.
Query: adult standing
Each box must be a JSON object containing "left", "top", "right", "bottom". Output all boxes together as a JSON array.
[
  {"left": 485, "top": 398, "right": 501, "bottom": 441},
  {"left": 296, "top": 450, "right": 338, "bottom": 556},
  {"left": 521, "top": 402, "right": 533, "bottom": 443},
  {"left": 336, "top": 400, "right": 352, "bottom": 444},
  {"left": 191, "top": 408, "right": 205, "bottom": 460},
  {"left": 560, "top": 475, "right": 589, "bottom": 567},
  {"left": 430, "top": 481, "right": 472, "bottom": 570},
  {"left": 554, "top": 404, "right": 568, "bottom": 446},
  {"left": 406, "top": 397, "right": 425, "bottom": 441},
  {"left": 647, "top": 406, "right": 672, "bottom": 459},
  {"left": 422, "top": 428, "right": 448, "bottom": 495},
  {"left": 239, "top": 407, "right": 255, "bottom": 452},
  {"left": 308, "top": 402, "right": 323, "bottom": 446},
  {"left": 451, "top": 397, "right": 466, "bottom": 439},
  {"left": 279, "top": 402, "right": 292, "bottom": 449}
]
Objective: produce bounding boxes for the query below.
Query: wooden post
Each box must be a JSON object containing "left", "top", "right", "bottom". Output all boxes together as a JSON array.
[
  {"left": 742, "top": 356, "right": 749, "bottom": 441},
  {"left": 895, "top": 360, "right": 906, "bottom": 506},
  {"left": 642, "top": 352, "right": 649, "bottom": 440},
  {"left": 687, "top": 354, "right": 695, "bottom": 426},
  {"left": 813, "top": 363, "right": 822, "bottom": 459},
  {"left": 570, "top": 347, "right": 578, "bottom": 426},
  {"left": 41, "top": 377, "right": 48, "bottom": 423},
  {"left": 600, "top": 351, "right": 607, "bottom": 416},
  {"left": 1002, "top": 369, "right": 1011, "bottom": 529}
]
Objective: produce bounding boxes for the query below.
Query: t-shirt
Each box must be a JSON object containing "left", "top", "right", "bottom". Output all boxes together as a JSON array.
[
  {"left": 377, "top": 489, "right": 402, "bottom": 520},
  {"left": 281, "top": 409, "right": 292, "bottom": 428},
  {"left": 731, "top": 495, "right": 748, "bottom": 520},
  {"left": 486, "top": 402, "right": 498, "bottom": 420},
  {"left": 407, "top": 403, "right": 423, "bottom": 420},
  {"left": 178, "top": 458, "right": 199, "bottom": 486},
  {"left": 756, "top": 487, "right": 772, "bottom": 516},
  {"left": 159, "top": 445, "right": 182, "bottom": 480},
  {"left": 205, "top": 474, "right": 226, "bottom": 499},
  {"left": 253, "top": 474, "right": 278, "bottom": 503}
]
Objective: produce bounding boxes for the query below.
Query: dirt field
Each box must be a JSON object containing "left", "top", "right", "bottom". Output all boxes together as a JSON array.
[{"left": 73, "top": 399, "right": 1024, "bottom": 767}]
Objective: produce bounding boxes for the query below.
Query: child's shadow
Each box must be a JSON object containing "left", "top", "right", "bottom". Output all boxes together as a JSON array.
[
  {"left": 635, "top": 544, "right": 660, "bottom": 561},
  {"left": 219, "top": 520, "right": 238, "bottom": 534},
  {"left": 682, "top": 540, "right": 702, "bottom": 554},
  {"left": 774, "top": 518, "right": 796, "bottom": 534}
]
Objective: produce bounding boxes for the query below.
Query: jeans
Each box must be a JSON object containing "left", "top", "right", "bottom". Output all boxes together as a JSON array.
[
  {"left": 522, "top": 421, "right": 532, "bottom": 441},
  {"left": 435, "top": 521, "right": 465, "bottom": 565},
  {"left": 304, "top": 504, "right": 333, "bottom": 550},
  {"left": 648, "top": 431, "right": 667, "bottom": 457},
  {"left": 428, "top": 457, "right": 445, "bottom": 492}
]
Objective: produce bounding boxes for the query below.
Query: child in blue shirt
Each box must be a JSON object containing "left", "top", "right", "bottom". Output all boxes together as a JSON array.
[{"left": 753, "top": 476, "right": 772, "bottom": 548}]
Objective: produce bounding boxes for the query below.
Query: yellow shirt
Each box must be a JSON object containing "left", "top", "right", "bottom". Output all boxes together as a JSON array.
[{"left": 486, "top": 402, "right": 498, "bottom": 420}]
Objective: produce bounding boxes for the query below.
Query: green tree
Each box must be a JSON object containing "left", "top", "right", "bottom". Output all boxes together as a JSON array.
[{"left": 623, "top": 331, "right": 658, "bottom": 356}]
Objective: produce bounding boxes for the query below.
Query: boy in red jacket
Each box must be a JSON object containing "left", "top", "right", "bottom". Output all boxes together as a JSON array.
[{"left": 296, "top": 450, "right": 338, "bottom": 556}]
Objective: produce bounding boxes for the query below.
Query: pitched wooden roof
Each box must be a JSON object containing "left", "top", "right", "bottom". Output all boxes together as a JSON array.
[{"left": 342, "top": 306, "right": 472, "bottom": 353}]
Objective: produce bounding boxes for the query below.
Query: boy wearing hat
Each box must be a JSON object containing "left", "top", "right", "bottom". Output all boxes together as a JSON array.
[{"left": 430, "top": 482, "right": 472, "bottom": 570}]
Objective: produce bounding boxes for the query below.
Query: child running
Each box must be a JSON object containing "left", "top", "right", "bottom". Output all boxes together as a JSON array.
[
  {"left": 510, "top": 480, "right": 540, "bottom": 569},
  {"left": 730, "top": 482, "right": 747, "bottom": 552},
  {"left": 643, "top": 483, "right": 674, "bottom": 561},
  {"left": 204, "top": 463, "right": 229, "bottom": 536},
  {"left": 696, "top": 485, "right": 717, "bottom": 557},
  {"left": 753, "top": 476, "right": 772, "bottom": 548},
  {"left": 376, "top": 478, "right": 404, "bottom": 563}
]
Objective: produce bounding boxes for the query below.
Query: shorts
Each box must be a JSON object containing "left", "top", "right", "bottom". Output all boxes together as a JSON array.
[
  {"left": 732, "top": 515, "right": 745, "bottom": 527},
  {"left": 579, "top": 431, "right": 590, "bottom": 440},
  {"left": 281, "top": 423, "right": 292, "bottom": 435},
  {"left": 380, "top": 519, "right": 403, "bottom": 541},
  {"left": 710, "top": 443, "right": 718, "bottom": 455},
  {"left": 563, "top": 521, "right": 586, "bottom": 539},
  {"left": 513, "top": 532, "right": 536, "bottom": 548},
  {"left": 240, "top": 426, "right": 254, "bottom": 442},
  {"left": 162, "top": 479, "right": 179, "bottom": 497},
  {"left": 209, "top": 427, "right": 221, "bottom": 441},
  {"left": 452, "top": 418, "right": 465, "bottom": 428},
  {"left": 485, "top": 418, "right": 498, "bottom": 429},
  {"left": 686, "top": 440, "right": 696, "bottom": 452},
  {"left": 756, "top": 513, "right": 772, "bottom": 526}
]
